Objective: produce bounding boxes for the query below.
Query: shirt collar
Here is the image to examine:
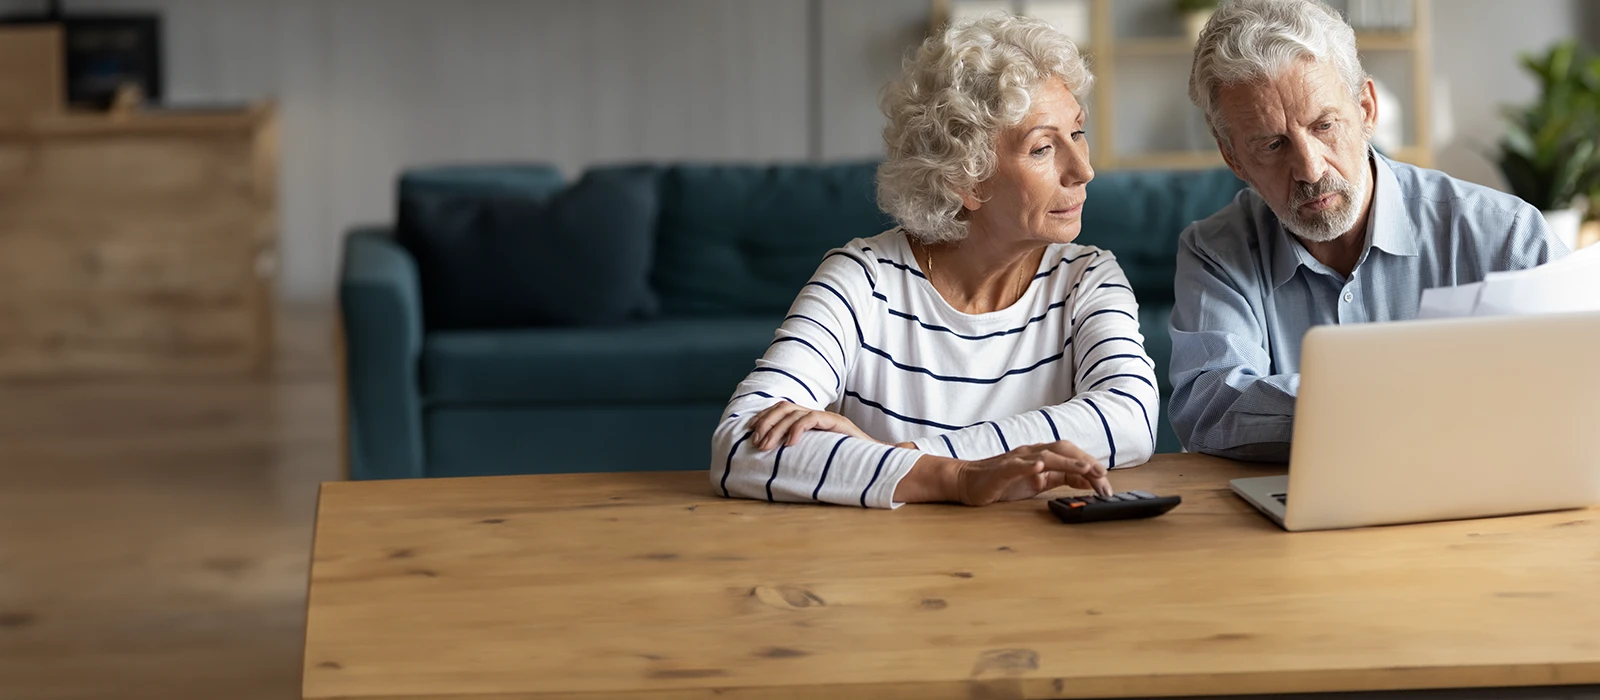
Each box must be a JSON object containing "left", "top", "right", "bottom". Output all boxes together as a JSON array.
[
  {"left": 1367, "top": 151, "right": 1418, "bottom": 258},
  {"left": 1267, "top": 149, "right": 1417, "bottom": 289}
]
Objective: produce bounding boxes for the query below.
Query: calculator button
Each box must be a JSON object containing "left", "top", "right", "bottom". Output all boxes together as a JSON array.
[{"left": 1128, "top": 491, "right": 1155, "bottom": 499}]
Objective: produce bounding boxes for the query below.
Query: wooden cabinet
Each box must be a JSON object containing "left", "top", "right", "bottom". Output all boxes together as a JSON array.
[{"left": 0, "top": 106, "right": 278, "bottom": 377}]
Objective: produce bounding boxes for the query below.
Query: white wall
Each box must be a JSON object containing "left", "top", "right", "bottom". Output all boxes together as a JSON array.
[
  {"left": 6, "top": 0, "right": 1587, "bottom": 302},
  {"left": 5, "top": 0, "right": 825, "bottom": 303},
  {"left": 1432, "top": 0, "right": 1582, "bottom": 190}
]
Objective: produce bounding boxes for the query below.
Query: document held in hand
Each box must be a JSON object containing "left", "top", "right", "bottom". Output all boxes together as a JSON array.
[{"left": 1418, "top": 243, "right": 1600, "bottom": 320}]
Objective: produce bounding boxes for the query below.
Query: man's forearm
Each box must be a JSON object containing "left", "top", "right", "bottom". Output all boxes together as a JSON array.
[{"left": 1173, "top": 371, "right": 1299, "bottom": 459}]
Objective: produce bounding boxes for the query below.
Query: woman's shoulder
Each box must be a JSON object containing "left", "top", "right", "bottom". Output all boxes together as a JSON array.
[
  {"left": 809, "top": 228, "right": 911, "bottom": 289},
  {"left": 1037, "top": 242, "right": 1124, "bottom": 282},
  {"left": 838, "top": 228, "right": 911, "bottom": 261}
]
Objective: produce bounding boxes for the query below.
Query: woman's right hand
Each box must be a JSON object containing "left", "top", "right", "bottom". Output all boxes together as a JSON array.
[
  {"left": 894, "top": 441, "right": 1110, "bottom": 505},
  {"left": 956, "top": 441, "right": 1111, "bottom": 505}
]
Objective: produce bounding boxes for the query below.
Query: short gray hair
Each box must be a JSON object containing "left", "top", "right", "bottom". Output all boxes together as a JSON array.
[
  {"left": 1189, "top": 0, "right": 1367, "bottom": 153},
  {"left": 877, "top": 13, "right": 1093, "bottom": 244}
]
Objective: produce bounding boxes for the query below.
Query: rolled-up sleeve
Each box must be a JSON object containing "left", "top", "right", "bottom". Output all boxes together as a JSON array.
[{"left": 1167, "top": 226, "right": 1298, "bottom": 462}]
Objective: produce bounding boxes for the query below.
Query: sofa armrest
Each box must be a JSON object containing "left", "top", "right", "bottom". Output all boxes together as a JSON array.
[{"left": 339, "top": 227, "right": 426, "bottom": 480}]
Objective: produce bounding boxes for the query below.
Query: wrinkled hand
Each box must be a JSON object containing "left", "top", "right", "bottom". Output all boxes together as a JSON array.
[
  {"left": 954, "top": 441, "right": 1111, "bottom": 506},
  {"left": 749, "top": 401, "right": 874, "bottom": 450}
]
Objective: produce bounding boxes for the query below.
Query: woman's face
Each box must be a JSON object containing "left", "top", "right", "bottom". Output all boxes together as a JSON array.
[{"left": 965, "top": 79, "right": 1094, "bottom": 247}]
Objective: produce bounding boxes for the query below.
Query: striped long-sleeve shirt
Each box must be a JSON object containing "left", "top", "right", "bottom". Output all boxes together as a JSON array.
[{"left": 711, "top": 228, "right": 1159, "bottom": 508}]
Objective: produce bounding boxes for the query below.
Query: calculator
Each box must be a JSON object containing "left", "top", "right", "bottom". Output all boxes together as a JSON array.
[{"left": 1047, "top": 491, "right": 1181, "bottom": 524}]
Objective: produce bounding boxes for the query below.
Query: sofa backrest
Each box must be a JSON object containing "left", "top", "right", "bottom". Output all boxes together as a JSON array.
[
  {"left": 647, "top": 161, "right": 1246, "bottom": 315},
  {"left": 649, "top": 162, "right": 894, "bottom": 316},
  {"left": 392, "top": 161, "right": 1247, "bottom": 323}
]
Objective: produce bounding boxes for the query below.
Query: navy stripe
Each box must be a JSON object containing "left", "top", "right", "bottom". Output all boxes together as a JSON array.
[
  {"left": 1096, "top": 282, "right": 1133, "bottom": 292},
  {"left": 886, "top": 300, "right": 1068, "bottom": 341},
  {"left": 730, "top": 390, "right": 796, "bottom": 405},
  {"left": 823, "top": 251, "right": 875, "bottom": 289},
  {"left": 876, "top": 257, "right": 927, "bottom": 279},
  {"left": 771, "top": 336, "right": 840, "bottom": 389},
  {"left": 862, "top": 344, "right": 1064, "bottom": 384},
  {"left": 1073, "top": 308, "right": 1137, "bottom": 329},
  {"left": 1109, "top": 387, "right": 1155, "bottom": 451},
  {"left": 719, "top": 431, "right": 754, "bottom": 497},
  {"left": 1033, "top": 251, "right": 1099, "bottom": 280},
  {"left": 860, "top": 447, "right": 897, "bottom": 507},
  {"left": 812, "top": 435, "right": 849, "bottom": 501},
  {"left": 987, "top": 421, "right": 1010, "bottom": 452},
  {"left": 766, "top": 444, "right": 787, "bottom": 502},
  {"left": 750, "top": 367, "right": 817, "bottom": 402},
  {"left": 785, "top": 314, "right": 844, "bottom": 360},
  {"left": 940, "top": 434, "right": 958, "bottom": 458},
  {"left": 1078, "top": 353, "right": 1154, "bottom": 384},
  {"left": 1087, "top": 373, "right": 1156, "bottom": 392},
  {"left": 1066, "top": 265, "right": 1106, "bottom": 295},
  {"left": 843, "top": 391, "right": 967, "bottom": 431},
  {"left": 804, "top": 281, "right": 863, "bottom": 344},
  {"left": 1079, "top": 336, "right": 1145, "bottom": 361},
  {"left": 873, "top": 291, "right": 888, "bottom": 301},
  {"left": 1040, "top": 409, "right": 1061, "bottom": 441},
  {"left": 1084, "top": 398, "right": 1116, "bottom": 468}
]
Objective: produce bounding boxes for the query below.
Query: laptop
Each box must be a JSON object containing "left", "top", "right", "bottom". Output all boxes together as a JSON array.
[{"left": 1230, "top": 311, "right": 1600, "bottom": 531}]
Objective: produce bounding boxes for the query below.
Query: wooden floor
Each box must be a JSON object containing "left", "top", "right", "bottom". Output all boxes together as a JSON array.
[{"left": 0, "top": 305, "right": 342, "bottom": 700}]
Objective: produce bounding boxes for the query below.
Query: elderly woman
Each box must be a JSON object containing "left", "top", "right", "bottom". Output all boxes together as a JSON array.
[{"left": 710, "top": 13, "right": 1158, "bottom": 508}]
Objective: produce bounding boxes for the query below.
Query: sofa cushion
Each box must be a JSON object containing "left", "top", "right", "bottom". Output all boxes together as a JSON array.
[
  {"left": 651, "top": 162, "right": 895, "bottom": 316},
  {"left": 397, "top": 164, "right": 661, "bottom": 330},
  {"left": 1077, "top": 167, "right": 1247, "bottom": 307},
  {"left": 422, "top": 317, "right": 782, "bottom": 405}
]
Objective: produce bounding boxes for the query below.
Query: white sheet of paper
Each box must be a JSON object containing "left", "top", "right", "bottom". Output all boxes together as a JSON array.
[
  {"left": 1417, "top": 281, "right": 1484, "bottom": 320},
  {"left": 1417, "top": 243, "right": 1600, "bottom": 320}
]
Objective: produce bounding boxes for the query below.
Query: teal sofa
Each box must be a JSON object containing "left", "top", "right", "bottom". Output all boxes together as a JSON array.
[{"left": 339, "top": 161, "right": 1246, "bottom": 480}]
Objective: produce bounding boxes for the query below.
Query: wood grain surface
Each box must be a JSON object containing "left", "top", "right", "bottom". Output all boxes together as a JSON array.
[{"left": 303, "top": 454, "right": 1600, "bottom": 700}]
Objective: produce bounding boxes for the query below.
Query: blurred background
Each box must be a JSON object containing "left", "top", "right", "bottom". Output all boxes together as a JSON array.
[{"left": 1, "top": 1, "right": 1597, "bottom": 698}]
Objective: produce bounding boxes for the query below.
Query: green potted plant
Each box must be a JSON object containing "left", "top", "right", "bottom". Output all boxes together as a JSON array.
[
  {"left": 1496, "top": 41, "right": 1600, "bottom": 250},
  {"left": 1175, "top": 0, "right": 1219, "bottom": 43}
]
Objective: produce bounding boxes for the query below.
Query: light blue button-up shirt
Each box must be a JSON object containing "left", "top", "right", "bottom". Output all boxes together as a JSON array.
[{"left": 1168, "top": 152, "right": 1569, "bottom": 462}]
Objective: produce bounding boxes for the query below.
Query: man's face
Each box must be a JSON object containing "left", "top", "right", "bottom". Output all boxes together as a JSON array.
[{"left": 1216, "top": 58, "right": 1378, "bottom": 243}]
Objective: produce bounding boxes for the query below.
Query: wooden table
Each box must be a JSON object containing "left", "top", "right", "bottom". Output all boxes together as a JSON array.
[{"left": 302, "top": 454, "right": 1600, "bottom": 699}]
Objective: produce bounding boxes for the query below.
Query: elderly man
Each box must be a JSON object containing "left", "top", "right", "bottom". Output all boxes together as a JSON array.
[{"left": 1169, "top": 0, "right": 1569, "bottom": 462}]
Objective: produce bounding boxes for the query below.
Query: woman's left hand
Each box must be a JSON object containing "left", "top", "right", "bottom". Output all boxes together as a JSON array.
[{"left": 750, "top": 401, "right": 876, "bottom": 450}]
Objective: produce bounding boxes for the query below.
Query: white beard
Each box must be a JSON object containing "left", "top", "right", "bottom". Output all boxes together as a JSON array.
[{"left": 1271, "top": 160, "right": 1370, "bottom": 243}]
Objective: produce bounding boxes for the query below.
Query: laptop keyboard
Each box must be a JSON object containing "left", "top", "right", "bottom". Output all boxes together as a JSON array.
[{"left": 1272, "top": 493, "right": 1288, "bottom": 506}]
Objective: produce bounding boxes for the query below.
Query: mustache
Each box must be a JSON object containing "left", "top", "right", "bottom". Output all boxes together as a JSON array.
[{"left": 1289, "top": 174, "right": 1356, "bottom": 208}]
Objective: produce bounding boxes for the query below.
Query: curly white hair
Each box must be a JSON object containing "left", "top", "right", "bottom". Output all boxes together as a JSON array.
[{"left": 876, "top": 13, "right": 1093, "bottom": 244}]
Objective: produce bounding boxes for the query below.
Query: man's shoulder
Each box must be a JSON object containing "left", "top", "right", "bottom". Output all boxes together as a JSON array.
[
  {"left": 1179, "top": 188, "right": 1272, "bottom": 264},
  {"left": 1387, "top": 157, "right": 1530, "bottom": 219}
]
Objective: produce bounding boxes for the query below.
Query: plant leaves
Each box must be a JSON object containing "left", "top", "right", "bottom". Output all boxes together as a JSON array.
[{"left": 1500, "top": 149, "right": 1549, "bottom": 209}]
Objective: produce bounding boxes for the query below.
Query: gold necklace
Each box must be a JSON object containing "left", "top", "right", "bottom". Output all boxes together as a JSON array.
[{"left": 921, "top": 243, "right": 1031, "bottom": 310}]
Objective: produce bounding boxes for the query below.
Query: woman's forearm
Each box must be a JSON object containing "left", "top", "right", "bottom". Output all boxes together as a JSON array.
[{"left": 892, "top": 454, "right": 963, "bottom": 503}]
